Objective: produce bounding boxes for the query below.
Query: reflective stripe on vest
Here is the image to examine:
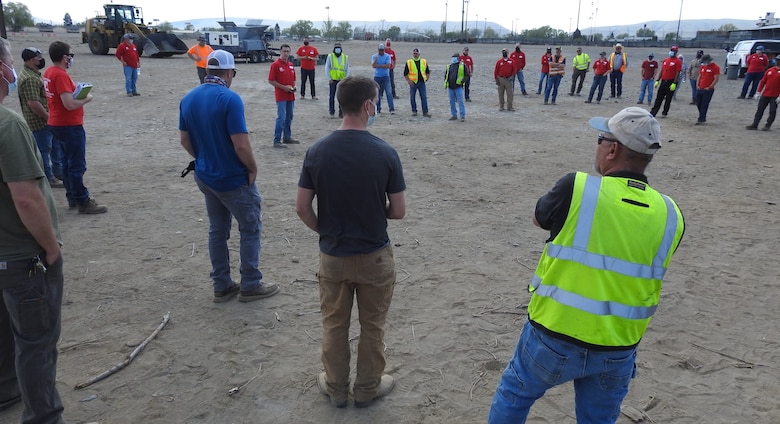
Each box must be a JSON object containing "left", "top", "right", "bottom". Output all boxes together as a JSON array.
[
  {"left": 528, "top": 172, "right": 684, "bottom": 346},
  {"left": 444, "top": 63, "right": 465, "bottom": 88},
  {"left": 328, "top": 53, "right": 348, "bottom": 80},
  {"left": 406, "top": 58, "right": 428, "bottom": 83}
]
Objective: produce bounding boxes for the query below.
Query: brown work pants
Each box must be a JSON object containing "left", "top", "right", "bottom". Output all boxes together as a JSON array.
[{"left": 318, "top": 245, "right": 395, "bottom": 403}]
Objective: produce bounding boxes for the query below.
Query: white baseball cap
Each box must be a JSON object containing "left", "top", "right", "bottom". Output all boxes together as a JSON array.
[
  {"left": 206, "top": 49, "right": 235, "bottom": 69},
  {"left": 589, "top": 107, "right": 662, "bottom": 154}
]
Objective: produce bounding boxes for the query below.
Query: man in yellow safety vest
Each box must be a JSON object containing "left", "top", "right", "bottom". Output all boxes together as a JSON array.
[
  {"left": 489, "top": 107, "right": 685, "bottom": 424},
  {"left": 325, "top": 41, "right": 350, "bottom": 118},
  {"left": 403, "top": 48, "right": 431, "bottom": 117}
]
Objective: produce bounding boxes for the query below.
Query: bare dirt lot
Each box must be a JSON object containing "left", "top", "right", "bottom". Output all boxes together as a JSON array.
[{"left": 1, "top": 30, "right": 778, "bottom": 424}]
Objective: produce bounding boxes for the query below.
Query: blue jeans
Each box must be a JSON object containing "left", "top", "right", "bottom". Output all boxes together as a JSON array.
[
  {"left": 537, "top": 72, "right": 548, "bottom": 94},
  {"left": 448, "top": 87, "right": 465, "bottom": 118},
  {"left": 689, "top": 78, "right": 698, "bottom": 102},
  {"left": 48, "top": 125, "right": 90, "bottom": 206},
  {"left": 638, "top": 79, "right": 654, "bottom": 103},
  {"left": 587, "top": 74, "right": 608, "bottom": 102},
  {"left": 273, "top": 100, "right": 294, "bottom": 142},
  {"left": 740, "top": 72, "right": 762, "bottom": 98},
  {"left": 489, "top": 321, "right": 636, "bottom": 424},
  {"left": 194, "top": 174, "right": 264, "bottom": 292},
  {"left": 610, "top": 70, "right": 624, "bottom": 97},
  {"left": 514, "top": 70, "right": 526, "bottom": 93},
  {"left": 123, "top": 65, "right": 138, "bottom": 94},
  {"left": 32, "top": 128, "right": 63, "bottom": 181},
  {"left": 409, "top": 82, "right": 428, "bottom": 113},
  {"left": 374, "top": 76, "right": 394, "bottom": 112},
  {"left": 695, "top": 89, "right": 714, "bottom": 122},
  {"left": 544, "top": 75, "right": 562, "bottom": 103},
  {"left": 0, "top": 254, "right": 65, "bottom": 424}
]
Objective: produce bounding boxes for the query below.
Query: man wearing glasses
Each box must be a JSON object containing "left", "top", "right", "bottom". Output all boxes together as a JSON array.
[
  {"left": 489, "top": 107, "right": 685, "bottom": 423},
  {"left": 43, "top": 41, "right": 107, "bottom": 214},
  {"left": 180, "top": 50, "right": 279, "bottom": 304},
  {"left": 268, "top": 44, "right": 299, "bottom": 148}
]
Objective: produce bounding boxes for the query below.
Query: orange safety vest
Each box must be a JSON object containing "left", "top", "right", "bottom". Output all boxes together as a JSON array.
[
  {"left": 406, "top": 58, "right": 428, "bottom": 83},
  {"left": 609, "top": 52, "right": 627, "bottom": 72},
  {"left": 548, "top": 55, "right": 566, "bottom": 76}
]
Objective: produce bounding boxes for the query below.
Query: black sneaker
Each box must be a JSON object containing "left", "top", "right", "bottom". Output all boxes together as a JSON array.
[
  {"left": 282, "top": 138, "right": 300, "bottom": 144},
  {"left": 239, "top": 283, "right": 280, "bottom": 302},
  {"left": 213, "top": 284, "right": 240, "bottom": 303},
  {"left": 273, "top": 143, "right": 288, "bottom": 149}
]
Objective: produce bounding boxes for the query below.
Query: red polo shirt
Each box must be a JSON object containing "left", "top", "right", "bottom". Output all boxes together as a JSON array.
[
  {"left": 593, "top": 58, "right": 610, "bottom": 76},
  {"left": 758, "top": 67, "right": 780, "bottom": 97},
  {"left": 494, "top": 58, "right": 515, "bottom": 79},
  {"left": 295, "top": 44, "right": 319, "bottom": 71},
  {"left": 659, "top": 57, "right": 682, "bottom": 80},
  {"left": 697, "top": 63, "right": 720, "bottom": 89},
  {"left": 268, "top": 58, "right": 296, "bottom": 102}
]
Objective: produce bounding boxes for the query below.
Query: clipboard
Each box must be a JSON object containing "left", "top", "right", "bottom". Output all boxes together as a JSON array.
[{"left": 73, "top": 82, "right": 93, "bottom": 100}]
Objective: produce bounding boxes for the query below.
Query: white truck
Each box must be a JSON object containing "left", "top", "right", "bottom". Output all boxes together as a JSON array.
[{"left": 725, "top": 39, "right": 779, "bottom": 78}]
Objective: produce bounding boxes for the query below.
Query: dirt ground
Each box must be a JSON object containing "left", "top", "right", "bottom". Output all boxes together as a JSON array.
[{"left": 1, "top": 30, "right": 778, "bottom": 424}]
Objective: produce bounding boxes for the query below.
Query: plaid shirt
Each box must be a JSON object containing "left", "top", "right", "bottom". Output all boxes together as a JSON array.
[{"left": 18, "top": 66, "right": 48, "bottom": 132}]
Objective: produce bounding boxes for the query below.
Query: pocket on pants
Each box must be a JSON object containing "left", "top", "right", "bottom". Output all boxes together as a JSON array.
[
  {"left": 9, "top": 277, "right": 50, "bottom": 336},
  {"left": 599, "top": 350, "right": 636, "bottom": 391},
  {"left": 521, "top": 326, "right": 568, "bottom": 385}
]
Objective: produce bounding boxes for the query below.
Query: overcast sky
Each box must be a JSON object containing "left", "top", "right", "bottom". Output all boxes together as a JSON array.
[{"left": 26, "top": 0, "right": 772, "bottom": 34}]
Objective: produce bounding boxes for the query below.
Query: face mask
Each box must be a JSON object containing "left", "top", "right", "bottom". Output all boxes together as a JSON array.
[
  {"left": 502, "top": 52, "right": 508, "bottom": 58},
  {"left": 696, "top": 53, "right": 703, "bottom": 58},
  {"left": 36, "top": 58, "right": 46, "bottom": 69},
  {"left": 334, "top": 47, "right": 342, "bottom": 54},
  {"left": 366, "top": 101, "right": 378, "bottom": 126},
  {"left": 3, "top": 63, "right": 18, "bottom": 94},
  {"left": 668, "top": 51, "right": 675, "bottom": 57},
  {"left": 515, "top": 47, "right": 520, "bottom": 53},
  {"left": 66, "top": 56, "right": 74, "bottom": 68},
  {"left": 451, "top": 57, "right": 459, "bottom": 64},
  {"left": 304, "top": 41, "right": 309, "bottom": 46}
]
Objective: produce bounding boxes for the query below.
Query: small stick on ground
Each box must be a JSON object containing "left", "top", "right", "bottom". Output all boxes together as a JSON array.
[{"left": 74, "top": 312, "right": 171, "bottom": 390}]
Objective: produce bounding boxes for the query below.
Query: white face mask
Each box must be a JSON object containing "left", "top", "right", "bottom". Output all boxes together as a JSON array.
[
  {"left": 2, "top": 62, "right": 18, "bottom": 94},
  {"left": 366, "top": 101, "right": 378, "bottom": 126},
  {"left": 668, "top": 51, "right": 675, "bottom": 57}
]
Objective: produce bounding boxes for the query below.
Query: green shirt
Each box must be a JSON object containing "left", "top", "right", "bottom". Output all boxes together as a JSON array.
[
  {"left": 0, "top": 105, "right": 60, "bottom": 261},
  {"left": 573, "top": 53, "right": 591, "bottom": 71},
  {"left": 17, "top": 66, "right": 48, "bottom": 132}
]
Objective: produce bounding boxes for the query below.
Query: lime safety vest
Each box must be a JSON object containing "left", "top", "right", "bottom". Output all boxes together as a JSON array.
[
  {"left": 528, "top": 172, "right": 684, "bottom": 348},
  {"left": 406, "top": 58, "right": 429, "bottom": 83},
  {"left": 444, "top": 62, "right": 465, "bottom": 88},
  {"left": 328, "top": 53, "right": 348, "bottom": 81},
  {"left": 573, "top": 53, "right": 590, "bottom": 70}
]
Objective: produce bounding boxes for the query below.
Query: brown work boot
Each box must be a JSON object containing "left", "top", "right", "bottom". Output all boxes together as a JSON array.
[
  {"left": 238, "top": 283, "right": 279, "bottom": 302},
  {"left": 354, "top": 375, "right": 395, "bottom": 408},
  {"left": 317, "top": 372, "right": 347, "bottom": 408},
  {"left": 78, "top": 198, "right": 108, "bottom": 214}
]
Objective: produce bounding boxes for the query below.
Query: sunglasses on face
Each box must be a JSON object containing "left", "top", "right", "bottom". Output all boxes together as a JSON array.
[
  {"left": 66, "top": 53, "right": 75, "bottom": 58},
  {"left": 598, "top": 134, "right": 620, "bottom": 144}
]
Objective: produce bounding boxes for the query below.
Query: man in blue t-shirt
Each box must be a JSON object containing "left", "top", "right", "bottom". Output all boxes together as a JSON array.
[
  {"left": 296, "top": 75, "right": 406, "bottom": 409},
  {"left": 179, "top": 50, "right": 279, "bottom": 304},
  {"left": 371, "top": 44, "right": 395, "bottom": 114}
]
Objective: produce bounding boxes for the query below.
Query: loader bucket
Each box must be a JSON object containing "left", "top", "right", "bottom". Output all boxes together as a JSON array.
[{"left": 143, "top": 33, "right": 188, "bottom": 58}]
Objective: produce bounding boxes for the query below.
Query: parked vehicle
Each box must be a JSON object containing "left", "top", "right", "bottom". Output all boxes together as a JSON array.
[
  {"left": 81, "top": 4, "right": 188, "bottom": 58},
  {"left": 725, "top": 39, "right": 780, "bottom": 78},
  {"left": 204, "top": 21, "right": 279, "bottom": 63}
]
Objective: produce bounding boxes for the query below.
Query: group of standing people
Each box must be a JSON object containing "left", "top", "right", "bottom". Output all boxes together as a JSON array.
[{"left": 178, "top": 46, "right": 407, "bottom": 409}]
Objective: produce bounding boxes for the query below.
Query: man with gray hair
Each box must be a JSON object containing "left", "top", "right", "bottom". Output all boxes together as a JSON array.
[
  {"left": 489, "top": 107, "right": 685, "bottom": 423},
  {"left": 0, "top": 37, "right": 66, "bottom": 424}
]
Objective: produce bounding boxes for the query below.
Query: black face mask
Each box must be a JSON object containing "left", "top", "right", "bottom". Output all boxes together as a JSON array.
[
  {"left": 502, "top": 52, "right": 508, "bottom": 58},
  {"left": 515, "top": 47, "right": 520, "bottom": 53},
  {"left": 696, "top": 53, "right": 703, "bottom": 58},
  {"left": 36, "top": 58, "right": 46, "bottom": 69},
  {"left": 304, "top": 41, "right": 309, "bottom": 46}
]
